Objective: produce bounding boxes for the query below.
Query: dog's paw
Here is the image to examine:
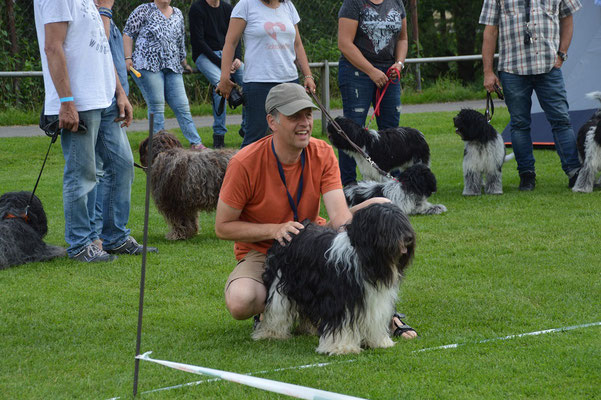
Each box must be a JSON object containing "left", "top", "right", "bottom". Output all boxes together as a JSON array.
[
  {"left": 462, "top": 190, "right": 481, "bottom": 196},
  {"left": 426, "top": 204, "right": 447, "bottom": 214},
  {"left": 316, "top": 343, "right": 362, "bottom": 355},
  {"left": 365, "top": 336, "right": 395, "bottom": 349},
  {"left": 252, "top": 325, "right": 291, "bottom": 341}
]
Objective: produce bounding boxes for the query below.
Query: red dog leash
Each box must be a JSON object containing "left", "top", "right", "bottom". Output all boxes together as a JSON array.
[{"left": 365, "top": 66, "right": 401, "bottom": 130}]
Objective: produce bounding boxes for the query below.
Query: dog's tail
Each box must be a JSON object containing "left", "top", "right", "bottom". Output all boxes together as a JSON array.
[
  {"left": 504, "top": 152, "right": 515, "bottom": 163},
  {"left": 585, "top": 91, "right": 601, "bottom": 104}
]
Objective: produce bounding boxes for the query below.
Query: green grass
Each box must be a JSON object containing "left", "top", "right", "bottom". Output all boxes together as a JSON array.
[{"left": 1, "top": 109, "right": 600, "bottom": 399}]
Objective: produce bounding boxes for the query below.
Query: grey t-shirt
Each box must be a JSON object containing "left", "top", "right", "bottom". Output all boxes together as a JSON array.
[{"left": 338, "top": 0, "right": 406, "bottom": 67}]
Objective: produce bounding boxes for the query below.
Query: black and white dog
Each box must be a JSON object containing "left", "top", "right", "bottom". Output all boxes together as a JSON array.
[
  {"left": 344, "top": 164, "right": 447, "bottom": 215},
  {"left": 453, "top": 108, "right": 514, "bottom": 195},
  {"left": 327, "top": 116, "right": 430, "bottom": 181},
  {"left": 0, "top": 191, "right": 66, "bottom": 269},
  {"left": 572, "top": 92, "right": 601, "bottom": 193},
  {"left": 253, "top": 203, "right": 415, "bottom": 355}
]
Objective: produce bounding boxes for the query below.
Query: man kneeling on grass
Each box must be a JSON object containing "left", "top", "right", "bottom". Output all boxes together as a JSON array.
[{"left": 214, "top": 83, "right": 417, "bottom": 340}]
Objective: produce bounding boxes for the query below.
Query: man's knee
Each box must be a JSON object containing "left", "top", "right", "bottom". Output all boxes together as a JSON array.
[{"left": 225, "top": 279, "right": 265, "bottom": 320}]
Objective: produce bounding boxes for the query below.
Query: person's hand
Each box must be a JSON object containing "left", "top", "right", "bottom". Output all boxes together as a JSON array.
[
  {"left": 368, "top": 68, "right": 389, "bottom": 88},
  {"left": 59, "top": 101, "right": 80, "bottom": 132},
  {"left": 231, "top": 58, "right": 242, "bottom": 73},
  {"left": 216, "top": 78, "right": 235, "bottom": 99},
  {"left": 388, "top": 63, "right": 403, "bottom": 80},
  {"left": 182, "top": 64, "right": 194, "bottom": 74},
  {"left": 483, "top": 71, "right": 501, "bottom": 94},
  {"left": 115, "top": 91, "right": 133, "bottom": 128},
  {"left": 304, "top": 76, "right": 316, "bottom": 94},
  {"left": 96, "top": 0, "right": 114, "bottom": 8},
  {"left": 125, "top": 58, "right": 134, "bottom": 72},
  {"left": 274, "top": 221, "right": 305, "bottom": 246},
  {"left": 554, "top": 55, "right": 564, "bottom": 69}
]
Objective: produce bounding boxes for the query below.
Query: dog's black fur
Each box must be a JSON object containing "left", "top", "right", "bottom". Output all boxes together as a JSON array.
[
  {"left": 572, "top": 92, "right": 601, "bottom": 193},
  {"left": 344, "top": 164, "right": 447, "bottom": 215},
  {"left": 453, "top": 108, "right": 511, "bottom": 195},
  {"left": 327, "top": 116, "right": 430, "bottom": 181},
  {"left": 254, "top": 203, "right": 415, "bottom": 355},
  {"left": 0, "top": 191, "right": 66, "bottom": 269}
]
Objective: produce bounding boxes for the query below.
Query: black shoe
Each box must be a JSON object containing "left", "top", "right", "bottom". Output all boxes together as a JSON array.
[
  {"left": 519, "top": 172, "right": 536, "bottom": 191},
  {"left": 213, "top": 134, "right": 225, "bottom": 149},
  {"left": 568, "top": 170, "right": 580, "bottom": 188},
  {"left": 106, "top": 236, "right": 158, "bottom": 255},
  {"left": 71, "top": 243, "right": 117, "bottom": 263}
]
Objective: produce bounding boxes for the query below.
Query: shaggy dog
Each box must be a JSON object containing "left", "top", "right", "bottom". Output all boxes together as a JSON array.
[
  {"left": 453, "top": 108, "right": 513, "bottom": 196},
  {"left": 253, "top": 203, "right": 415, "bottom": 355},
  {"left": 572, "top": 92, "right": 601, "bottom": 193},
  {"left": 327, "top": 116, "right": 430, "bottom": 181},
  {"left": 139, "top": 131, "right": 236, "bottom": 240},
  {"left": 0, "top": 191, "right": 66, "bottom": 269},
  {"left": 344, "top": 164, "right": 447, "bottom": 215}
]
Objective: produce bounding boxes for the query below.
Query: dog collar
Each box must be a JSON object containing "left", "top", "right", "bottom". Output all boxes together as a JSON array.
[{"left": 3, "top": 212, "right": 29, "bottom": 222}]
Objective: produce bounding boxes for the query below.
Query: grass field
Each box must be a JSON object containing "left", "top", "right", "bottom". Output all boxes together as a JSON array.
[{"left": 1, "top": 108, "right": 600, "bottom": 399}]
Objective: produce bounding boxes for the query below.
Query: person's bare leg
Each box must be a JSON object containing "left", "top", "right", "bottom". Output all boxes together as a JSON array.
[{"left": 225, "top": 278, "right": 266, "bottom": 320}]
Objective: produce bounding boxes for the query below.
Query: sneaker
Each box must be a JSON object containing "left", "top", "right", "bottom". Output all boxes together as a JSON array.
[
  {"left": 71, "top": 243, "right": 117, "bottom": 263},
  {"left": 518, "top": 172, "right": 536, "bottom": 191},
  {"left": 190, "top": 143, "right": 207, "bottom": 150},
  {"left": 106, "top": 236, "right": 158, "bottom": 255},
  {"left": 568, "top": 170, "right": 580, "bottom": 188},
  {"left": 212, "top": 134, "right": 225, "bottom": 149}
]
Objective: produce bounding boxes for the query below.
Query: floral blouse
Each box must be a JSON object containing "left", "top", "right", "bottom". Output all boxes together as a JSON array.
[{"left": 123, "top": 3, "right": 187, "bottom": 73}]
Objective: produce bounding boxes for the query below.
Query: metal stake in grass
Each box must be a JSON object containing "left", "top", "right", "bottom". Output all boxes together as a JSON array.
[{"left": 133, "top": 114, "right": 154, "bottom": 397}]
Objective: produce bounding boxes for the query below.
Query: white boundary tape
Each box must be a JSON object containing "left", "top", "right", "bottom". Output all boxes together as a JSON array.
[
  {"left": 136, "top": 351, "right": 366, "bottom": 400},
  {"left": 110, "top": 321, "right": 600, "bottom": 399}
]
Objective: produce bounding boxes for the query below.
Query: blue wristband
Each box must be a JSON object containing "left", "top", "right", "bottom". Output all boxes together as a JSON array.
[
  {"left": 98, "top": 7, "right": 113, "bottom": 18},
  {"left": 60, "top": 97, "right": 74, "bottom": 103}
]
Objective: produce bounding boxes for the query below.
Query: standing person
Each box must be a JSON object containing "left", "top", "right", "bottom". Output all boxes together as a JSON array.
[
  {"left": 214, "top": 83, "right": 417, "bottom": 339},
  {"left": 123, "top": 0, "right": 207, "bottom": 150},
  {"left": 34, "top": 0, "right": 145, "bottom": 262},
  {"left": 215, "top": 0, "right": 317, "bottom": 148},
  {"left": 337, "top": 0, "right": 408, "bottom": 187},
  {"left": 480, "top": 0, "right": 582, "bottom": 191},
  {"left": 90, "top": 0, "right": 159, "bottom": 256},
  {"left": 189, "top": 0, "right": 247, "bottom": 149}
]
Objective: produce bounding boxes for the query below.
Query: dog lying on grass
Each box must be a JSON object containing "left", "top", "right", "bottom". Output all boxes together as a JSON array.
[
  {"left": 139, "top": 131, "right": 236, "bottom": 240},
  {"left": 0, "top": 191, "right": 66, "bottom": 269}
]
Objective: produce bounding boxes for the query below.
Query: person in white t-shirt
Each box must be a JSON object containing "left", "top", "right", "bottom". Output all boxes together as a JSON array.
[
  {"left": 34, "top": 0, "right": 140, "bottom": 262},
  {"left": 216, "top": 0, "right": 316, "bottom": 148}
]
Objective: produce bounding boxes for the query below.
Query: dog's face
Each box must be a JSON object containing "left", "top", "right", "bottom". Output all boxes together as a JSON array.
[
  {"left": 453, "top": 109, "right": 492, "bottom": 141},
  {"left": 398, "top": 164, "right": 437, "bottom": 197},
  {"left": 327, "top": 117, "right": 364, "bottom": 148},
  {"left": 346, "top": 202, "right": 415, "bottom": 274},
  {"left": 139, "top": 130, "right": 183, "bottom": 167},
  {"left": 0, "top": 191, "right": 47, "bottom": 237}
]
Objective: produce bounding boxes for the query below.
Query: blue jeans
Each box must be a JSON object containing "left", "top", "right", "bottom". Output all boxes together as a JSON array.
[
  {"left": 499, "top": 69, "right": 580, "bottom": 176},
  {"left": 131, "top": 68, "right": 203, "bottom": 146},
  {"left": 338, "top": 58, "right": 401, "bottom": 185},
  {"left": 195, "top": 51, "right": 246, "bottom": 136},
  {"left": 241, "top": 80, "right": 298, "bottom": 148}
]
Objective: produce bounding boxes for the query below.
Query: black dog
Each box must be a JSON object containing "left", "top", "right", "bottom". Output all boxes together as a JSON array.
[
  {"left": 0, "top": 191, "right": 66, "bottom": 269},
  {"left": 344, "top": 164, "right": 447, "bottom": 215},
  {"left": 572, "top": 92, "right": 601, "bottom": 193},
  {"left": 327, "top": 116, "right": 430, "bottom": 181},
  {"left": 253, "top": 203, "right": 415, "bottom": 355}
]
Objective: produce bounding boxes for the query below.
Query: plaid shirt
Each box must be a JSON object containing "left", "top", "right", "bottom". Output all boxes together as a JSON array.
[{"left": 479, "top": 0, "right": 582, "bottom": 75}]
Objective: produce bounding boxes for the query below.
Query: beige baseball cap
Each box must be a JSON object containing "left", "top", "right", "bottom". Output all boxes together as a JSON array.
[{"left": 265, "top": 83, "right": 317, "bottom": 116}]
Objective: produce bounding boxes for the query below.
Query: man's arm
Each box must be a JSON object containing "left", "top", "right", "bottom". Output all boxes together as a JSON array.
[
  {"left": 214, "top": 199, "right": 304, "bottom": 246},
  {"left": 323, "top": 189, "right": 392, "bottom": 231},
  {"left": 482, "top": 24, "right": 500, "bottom": 93},
  {"left": 44, "top": 22, "right": 79, "bottom": 132},
  {"left": 556, "top": 15, "right": 574, "bottom": 68}
]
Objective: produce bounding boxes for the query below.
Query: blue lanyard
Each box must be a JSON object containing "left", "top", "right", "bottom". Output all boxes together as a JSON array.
[{"left": 271, "top": 139, "right": 305, "bottom": 222}]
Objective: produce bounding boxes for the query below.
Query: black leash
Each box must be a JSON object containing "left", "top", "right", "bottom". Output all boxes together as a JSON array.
[
  {"left": 308, "top": 91, "right": 396, "bottom": 181},
  {"left": 485, "top": 84, "right": 505, "bottom": 123}
]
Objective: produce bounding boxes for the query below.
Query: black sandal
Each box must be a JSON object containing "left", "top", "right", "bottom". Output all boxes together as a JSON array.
[{"left": 392, "top": 312, "right": 418, "bottom": 338}]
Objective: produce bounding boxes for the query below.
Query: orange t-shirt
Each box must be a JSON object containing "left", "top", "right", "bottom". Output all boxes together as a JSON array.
[{"left": 219, "top": 135, "right": 342, "bottom": 260}]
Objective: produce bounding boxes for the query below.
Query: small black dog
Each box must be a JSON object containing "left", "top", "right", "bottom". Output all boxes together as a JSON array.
[
  {"left": 0, "top": 191, "right": 66, "bottom": 269},
  {"left": 327, "top": 116, "right": 430, "bottom": 181},
  {"left": 453, "top": 109, "right": 513, "bottom": 195},
  {"left": 344, "top": 164, "right": 447, "bottom": 215},
  {"left": 572, "top": 92, "right": 601, "bottom": 193},
  {"left": 253, "top": 203, "right": 415, "bottom": 355}
]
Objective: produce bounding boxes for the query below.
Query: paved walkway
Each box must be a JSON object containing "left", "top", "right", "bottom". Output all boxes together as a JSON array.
[{"left": 0, "top": 99, "right": 505, "bottom": 138}]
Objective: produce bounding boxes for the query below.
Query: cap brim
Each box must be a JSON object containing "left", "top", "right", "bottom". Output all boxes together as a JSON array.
[{"left": 276, "top": 99, "right": 318, "bottom": 116}]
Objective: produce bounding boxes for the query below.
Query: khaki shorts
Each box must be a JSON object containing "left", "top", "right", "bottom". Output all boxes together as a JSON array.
[{"left": 224, "top": 250, "right": 266, "bottom": 292}]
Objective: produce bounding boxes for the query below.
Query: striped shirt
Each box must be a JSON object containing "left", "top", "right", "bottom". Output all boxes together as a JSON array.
[{"left": 479, "top": 0, "right": 581, "bottom": 75}]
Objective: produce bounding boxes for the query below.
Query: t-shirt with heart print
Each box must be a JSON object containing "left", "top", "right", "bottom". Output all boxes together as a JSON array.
[
  {"left": 232, "top": 0, "right": 301, "bottom": 83},
  {"left": 338, "top": 0, "right": 406, "bottom": 67}
]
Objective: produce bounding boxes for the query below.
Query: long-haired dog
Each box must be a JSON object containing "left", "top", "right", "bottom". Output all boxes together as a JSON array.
[
  {"left": 139, "top": 131, "right": 236, "bottom": 240},
  {"left": 453, "top": 108, "right": 514, "bottom": 196},
  {"left": 253, "top": 203, "right": 415, "bottom": 355},
  {"left": 327, "top": 116, "right": 430, "bottom": 181},
  {"left": 344, "top": 164, "right": 447, "bottom": 215},
  {"left": 0, "top": 191, "right": 66, "bottom": 269},
  {"left": 572, "top": 92, "right": 601, "bottom": 193}
]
